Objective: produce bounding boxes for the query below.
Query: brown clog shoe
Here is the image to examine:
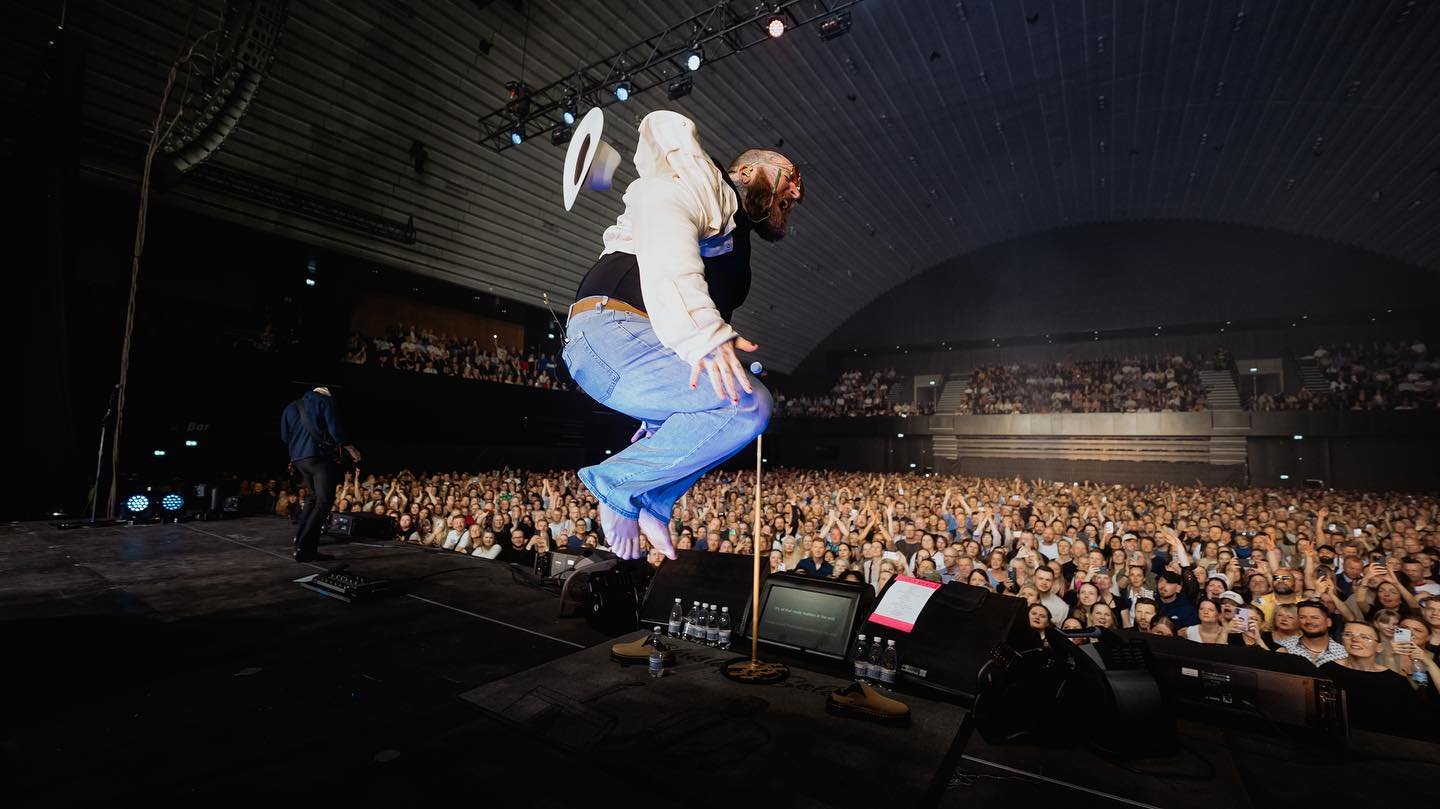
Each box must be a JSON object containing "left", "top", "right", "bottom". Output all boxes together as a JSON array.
[
  {"left": 826, "top": 681, "right": 912, "bottom": 726},
  {"left": 610, "top": 632, "right": 676, "bottom": 667}
]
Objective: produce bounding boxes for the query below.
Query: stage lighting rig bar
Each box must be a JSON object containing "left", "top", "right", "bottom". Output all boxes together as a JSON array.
[{"left": 478, "top": 0, "right": 866, "bottom": 152}]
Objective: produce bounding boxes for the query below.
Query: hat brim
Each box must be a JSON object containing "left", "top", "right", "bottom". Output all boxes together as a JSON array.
[{"left": 563, "top": 108, "right": 606, "bottom": 211}]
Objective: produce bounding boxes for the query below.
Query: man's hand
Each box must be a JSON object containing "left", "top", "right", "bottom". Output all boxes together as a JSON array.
[
  {"left": 345, "top": 445, "right": 362, "bottom": 463},
  {"left": 689, "top": 337, "right": 758, "bottom": 403}
]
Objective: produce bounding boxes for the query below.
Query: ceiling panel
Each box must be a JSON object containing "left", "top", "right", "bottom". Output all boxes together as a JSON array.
[{"left": 9, "top": 0, "right": 1440, "bottom": 371}]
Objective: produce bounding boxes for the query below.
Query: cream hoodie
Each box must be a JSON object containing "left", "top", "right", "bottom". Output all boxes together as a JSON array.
[{"left": 599, "top": 110, "right": 740, "bottom": 366}]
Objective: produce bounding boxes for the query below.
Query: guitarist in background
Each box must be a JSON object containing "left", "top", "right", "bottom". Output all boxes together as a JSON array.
[{"left": 281, "top": 386, "right": 361, "bottom": 562}]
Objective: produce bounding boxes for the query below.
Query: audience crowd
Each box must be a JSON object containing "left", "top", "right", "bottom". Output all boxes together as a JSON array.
[
  {"left": 343, "top": 325, "right": 568, "bottom": 390},
  {"left": 1256, "top": 340, "right": 1439, "bottom": 411},
  {"left": 253, "top": 463, "right": 1440, "bottom": 738},
  {"left": 963, "top": 355, "right": 1209, "bottom": 414},
  {"left": 774, "top": 369, "right": 933, "bottom": 418}
]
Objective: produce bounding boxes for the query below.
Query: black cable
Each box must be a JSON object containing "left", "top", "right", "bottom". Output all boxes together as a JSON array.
[{"left": 1093, "top": 740, "right": 1217, "bottom": 781}]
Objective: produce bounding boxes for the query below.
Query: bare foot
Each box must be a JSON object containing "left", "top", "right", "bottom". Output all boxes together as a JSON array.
[
  {"left": 599, "top": 502, "right": 640, "bottom": 560},
  {"left": 639, "top": 511, "right": 676, "bottom": 560}
]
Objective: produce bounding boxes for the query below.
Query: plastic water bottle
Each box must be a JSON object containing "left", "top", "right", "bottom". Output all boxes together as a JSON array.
[
  {"left": 705, "top": 605, "right": 720, "bottom": 645},
  {"left": 880, "top": 640, "right": 898, "bottom": 685},
  {"left": 718, "top": 607, "right": 732, "bottom": 649},
  {"left": 648, "top": 627, "right": 667, "bottom": 678},
  {"left": 1415, "top": 659, "right": 1431, "bottom": 687},
  {"left": 688, "top": 601, "right": 705, "bottom": 639},
  {"left": 851, "top": 634, "right": 870, "bottom": 680},
  {"left": 684, "top": 601, "right": 701, "bottom": 641},
  {"left": 868, "top": 636, "right": 884, "bottom": 681},
  {"left": 668, "top": 598, "right": 684, "bottom": 637}
]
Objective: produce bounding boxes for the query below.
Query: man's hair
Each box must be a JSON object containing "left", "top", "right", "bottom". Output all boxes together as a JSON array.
[{"left": 729, "top": 149, "right": 783, "bottom": 173}]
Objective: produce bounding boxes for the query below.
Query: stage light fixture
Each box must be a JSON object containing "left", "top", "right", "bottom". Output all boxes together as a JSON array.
[
  {"left": 817, "top": 12, "right": 851, "bottom": 40},
  {"left": 153, "top": 449, "right": 167, "bottom": 457},
  {"left": 613, "top": 79, "right": 632, "bottom": 102},
  {"left": 124, "top": 494, "right": 152, "bottom": 515},
  {"left": 305, "top": 278, "right": 316, "bottom": 287},
  {"left": 685, "top": 46, "right": 704, "bottom": 71},
  {"left": 161, "top": 493, "right": 185, "bottom": 512},
  {"left": 666, "top": 75, "right": 693, "bottom": 99},
  {"left": 561, "top": 92, "right": 578, "bottom": 125},
  {"left": 766, "top": 15, "right": 786, "bottom": 38},
  {"left": 551, "top": 124, "right": 572, "bottom": 145},
  {"left": 509, "top": 129, "right": 524, "bottom": 146},
  {"left": 185, "top": 440, "right": 198, "bottom": 447}
]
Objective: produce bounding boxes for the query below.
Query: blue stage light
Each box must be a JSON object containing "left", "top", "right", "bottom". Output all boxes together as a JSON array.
[
  {"left": 161, "top": 493, "right": 185, "bottom": 512},
  {"left": 613, "top": 80, "right": 631, "bottom": 102},
  {"left": 125, "top": 494, "right": 152, "bottom": 514},
  {"left": 510, "top": 129, "right": 524, "bottom": 146}
]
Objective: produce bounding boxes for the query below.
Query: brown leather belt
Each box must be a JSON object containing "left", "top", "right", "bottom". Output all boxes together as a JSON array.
[{"left": 567, "top": 295, "right": 648, "bottom": 322}]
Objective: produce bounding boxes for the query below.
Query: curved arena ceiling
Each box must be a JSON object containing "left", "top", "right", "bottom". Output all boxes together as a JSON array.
[{"left": 15, "top": 0, "right": 1440, "bottom": 371}]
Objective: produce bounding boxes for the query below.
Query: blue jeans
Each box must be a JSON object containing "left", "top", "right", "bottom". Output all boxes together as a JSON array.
[{"left": 562, "top": 307, "right": 771, "bottom": 523}]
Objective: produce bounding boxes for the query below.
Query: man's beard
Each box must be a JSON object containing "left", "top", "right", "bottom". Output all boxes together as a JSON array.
[
  {"left": 1301, "top": 626, "right": 1328, "bottom": 639},
  {"left": 742, "top": 181, "right": 786, "bottom": 242},
  {"left": 1274, "top": 582, "right": 1294, "bottom": 595}
]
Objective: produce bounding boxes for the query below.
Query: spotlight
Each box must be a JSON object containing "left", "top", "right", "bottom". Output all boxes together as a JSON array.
[
  {"left": 550, "top": 124, "right": 572, "bottom": 145},
  {"left": 613, "top": 79, "right": 631, "bottom": 102},
  {"left": 305, "top": 278, "right": 316, "bottom": 287},
  {"left": 666, "top": 75, "right": 693, "bottom": 99},
  {"left": 817, "top": 11, "right": 851, "bottom": 40},
  {"left": 124, "top": 494, "right": 152, "bottom": 515},
  {"left": 766, "top": 15, "right": 786, "bottom": 38},
  {"left": 185, "top": 440, "right": 198, "bottom": 447},
  {"left": 161, "top": 493, "right": 185, "bottom": 512},
  {"left": 153, "top": 449, "right": 167, "bottom": 456},
  {"left": 509, "top": 129, "right": 524, "bottom": 146},
  {"left": 561, "top": 91, "right": 578, "bottom": 125},
  {"left": 685, "top": 46, "right": 704, "bottom": 71}
]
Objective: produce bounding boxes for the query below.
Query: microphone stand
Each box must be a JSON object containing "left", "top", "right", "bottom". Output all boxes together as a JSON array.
[
  {"left": 56, "top": 385, "right": 124, "bottom": 529},
  {"left": 92, "top": 384, "right": 118, "bottom": 521}
]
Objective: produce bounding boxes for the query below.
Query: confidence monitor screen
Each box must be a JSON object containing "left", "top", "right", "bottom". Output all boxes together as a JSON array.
[{"left": 756, "top": 583, "right": 855, "bottom": 658}]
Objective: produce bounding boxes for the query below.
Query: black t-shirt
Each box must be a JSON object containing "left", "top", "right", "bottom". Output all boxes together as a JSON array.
[
  {"left": 893, "top": 539, "right": 921, "bottom": 561},
  {"left": 574, "top": 158, "right": 752, "bottom": 321},
  {"left": 499, "top": 543, "right": 536, "bottom": 567},
  {"left": 1320, "top": 662, "right": 1437, "bottom": 740}
]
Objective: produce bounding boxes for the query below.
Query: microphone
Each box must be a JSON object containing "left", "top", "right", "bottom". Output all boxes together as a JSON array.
[{"left": 749, "top": 361, "right": 765, "bottom": 376}]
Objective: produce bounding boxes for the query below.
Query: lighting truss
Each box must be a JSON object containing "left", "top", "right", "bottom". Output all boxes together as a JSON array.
[{"left": 477, "top": 0, "right": 866, "bottom": 152}]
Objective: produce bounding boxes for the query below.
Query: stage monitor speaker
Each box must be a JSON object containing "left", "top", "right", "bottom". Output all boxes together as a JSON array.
[
  {"left": 972, "top": 628, "right": 1174, "bottom": 757},
  {"left": 326, "top": 512, "right": 395, "bottom": 539},
  {"left": 639, "top": 550, "right": 753, "bottom": 631},
  {"left": 1141, "top": 632, "right": 1347, "bottom": 738},
  {"left": 558, "top": 549, "right": 619, "bottom": 616},
  {"left": 740, "top": 573, "right": 872, "bottom": 660},
  {"left": 547, "top": 548, "right": 587, "bottom": 580},
  {"left": 864, "top": 581, "right": 1027, "bottom": 703}
]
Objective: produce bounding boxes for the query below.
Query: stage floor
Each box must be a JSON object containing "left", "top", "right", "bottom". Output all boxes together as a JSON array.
[{"left": 4, "top": 517, "right": 1435, "bottom": 807}]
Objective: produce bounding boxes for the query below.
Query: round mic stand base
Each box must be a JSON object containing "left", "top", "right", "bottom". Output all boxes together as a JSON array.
[{"left": 719, "top": 657, "right": 790, "bottom": 685}]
